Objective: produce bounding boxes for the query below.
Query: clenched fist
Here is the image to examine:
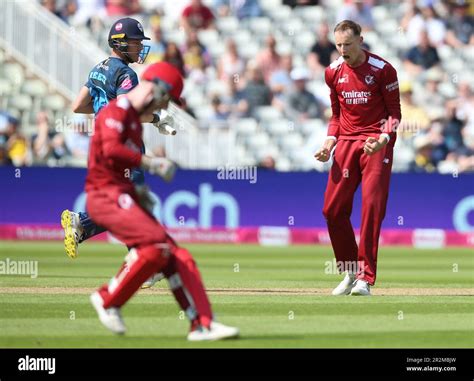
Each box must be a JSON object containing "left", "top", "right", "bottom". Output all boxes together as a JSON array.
[
  {"left": 315, "top": 138, "right": 336, "bottom": 162},
  {"left": 363, "top": 136, "right": 387, "bottom": 156}
]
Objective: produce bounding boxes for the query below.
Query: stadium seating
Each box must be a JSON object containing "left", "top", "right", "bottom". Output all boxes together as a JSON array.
[
  {"left": 1, "top": 0, "right": 472, "bottom": 173},
  {"left": 0, "top": 51, "right": 69, "bottom": 135}
]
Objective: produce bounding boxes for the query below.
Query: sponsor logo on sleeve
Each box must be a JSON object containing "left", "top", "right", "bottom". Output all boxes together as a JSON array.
[
  {"left": 120, "top": 75, "right": 133, "bottom": 90},
  {"left": 386, "top": 81, "right": 399, "bottom": 92}
]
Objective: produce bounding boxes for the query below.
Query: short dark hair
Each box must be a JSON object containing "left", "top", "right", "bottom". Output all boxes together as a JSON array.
[{"left": 334, "top": 20, "right": 362, "bottom": 36}]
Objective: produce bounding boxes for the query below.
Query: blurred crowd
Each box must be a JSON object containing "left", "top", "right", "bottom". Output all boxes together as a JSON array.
[
  {"left": 0, "top": 111, "right": 91, "bottom": 167},
  {"left": 0, "top": 0, "right": 473, "bottom": 173}
]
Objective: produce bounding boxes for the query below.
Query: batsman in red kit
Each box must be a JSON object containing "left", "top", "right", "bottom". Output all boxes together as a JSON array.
[
  {"left": 315, "top": 20, "right": 401, "bottom": 296},
  {"left": 86, "top": 62, "right": 239, "bottom": 341}
]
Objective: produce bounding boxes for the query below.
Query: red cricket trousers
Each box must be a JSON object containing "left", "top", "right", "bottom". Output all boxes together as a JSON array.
[
  {"left": 87, "top": 186, "right": 213, "bottom": 329},
  {"left": 322, "top": 139, "right": 394, "bottom": 285}
]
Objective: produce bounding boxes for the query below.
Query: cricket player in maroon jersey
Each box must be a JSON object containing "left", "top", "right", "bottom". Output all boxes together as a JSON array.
[
  {"left": 87, "top": 61, "right": 239, "bottom": 340},
  {"left": 315, "top": 20, "right": 401, "bottom": 296}
]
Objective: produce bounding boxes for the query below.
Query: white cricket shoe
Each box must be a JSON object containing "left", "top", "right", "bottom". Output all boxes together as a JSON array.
[
  {"left": 350, "top": 280, "right": 371, "bottom": 296},
  {"left": 332, "top": 272, "right": 356, "bottom": 295},
  {"left": 141, "top": 272, "right": 165, "bottom": 289},
  {"left": 90, "top": 292, "right": 126, "bottom": 334},
  {"left": 187, "top": 322, "right": 239, "bottom": 342}
]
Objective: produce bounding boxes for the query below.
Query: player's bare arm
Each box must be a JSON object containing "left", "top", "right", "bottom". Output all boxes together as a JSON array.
[
  {"left": 315, "top": 138, "right": 336, "bottom": 162},
  {"left": 72, "top": 86, "right": 94, "bottom": 114},
  {"left": 363, "top": 135, "right": 389, "bottom": 155},
  {"left": 315, "top": 49, "right": 342, "bottom": 163}
]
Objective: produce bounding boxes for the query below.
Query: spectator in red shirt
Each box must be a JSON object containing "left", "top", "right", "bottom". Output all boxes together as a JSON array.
[
  {"left": 105, "top": 0, "right": 142, "bottom": 16},
  {"left": 256, "top": 35, "right": 282, "bottom": 84},
  {"left": 181, "top": 0, "right": 215, "bottom": 32}
]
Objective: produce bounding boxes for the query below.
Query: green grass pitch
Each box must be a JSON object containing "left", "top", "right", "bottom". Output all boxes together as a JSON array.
[{"left": 0, "top": 241, "right": 472, "bottom": 348}]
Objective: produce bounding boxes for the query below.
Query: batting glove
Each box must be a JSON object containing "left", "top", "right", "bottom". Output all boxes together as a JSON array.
[
  {"left": 152, "top": 110, "right": 177, "bottom": 136},
  {"left": 142, "top": 156, "right": 177, "bottom": 182}
]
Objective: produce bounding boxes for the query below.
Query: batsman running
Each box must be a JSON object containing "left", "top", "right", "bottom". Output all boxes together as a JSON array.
[
  {"left": 315, "top": 20, "right": 401, "bottom": 296},
  {"left": 87, "top": 61, "right": 239, "bottom": 341},
  {"left": 61, "top": 18, "right": 175, "bottom": 287}
]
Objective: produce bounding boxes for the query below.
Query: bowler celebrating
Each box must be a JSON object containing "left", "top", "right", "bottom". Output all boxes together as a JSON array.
[{"left": 315, "top": 20, "right": 401, "bottom": 296}]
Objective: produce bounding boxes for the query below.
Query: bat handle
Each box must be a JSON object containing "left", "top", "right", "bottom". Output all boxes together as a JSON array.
[{"left": 163, "top": 124, "right": 177, "bottom": 135}]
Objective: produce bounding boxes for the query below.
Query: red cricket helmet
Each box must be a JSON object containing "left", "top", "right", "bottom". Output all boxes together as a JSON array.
[{"left": 142, "top": 62, "right": 184, "bottom": 105}]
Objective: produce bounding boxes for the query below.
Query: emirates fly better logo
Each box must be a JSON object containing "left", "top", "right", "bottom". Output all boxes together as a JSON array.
[{"left": 341, "top": 90, "right": 371, "bottom": 105}]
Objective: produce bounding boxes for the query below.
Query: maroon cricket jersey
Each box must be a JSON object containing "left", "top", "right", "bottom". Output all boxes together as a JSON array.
[
  {"left": 85, "top": 97, "right": 143, "bottom": 194},
  {"left": 324, "top": 50, "right": 401, "bottom": 143}
]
